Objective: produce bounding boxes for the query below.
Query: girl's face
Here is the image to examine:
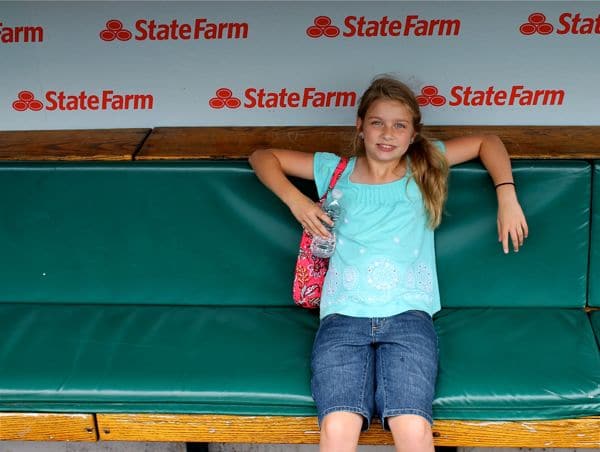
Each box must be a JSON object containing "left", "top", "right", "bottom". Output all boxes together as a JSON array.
[{"left": 357, "top": 98, "right": 417, "bottom": 163}]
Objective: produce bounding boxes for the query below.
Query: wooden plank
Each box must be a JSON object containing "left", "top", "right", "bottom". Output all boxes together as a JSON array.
[
  {"left": 0, "top": 413, "right": 97, "bottom": 441},
  {"left": 432, "top": 417, "right": 600, "bottom": 448},
  {"left": 137, "top": 126, "right": 600, "bottom": 160},
  {"left": 0, "top": 129, "right": 150, "bottom": 161},
  {"left": 97, "top": 414, "right": 600, "bottom": 447},
  {"left": 137, "top": 126, "right": 353, "bottom": 160}
]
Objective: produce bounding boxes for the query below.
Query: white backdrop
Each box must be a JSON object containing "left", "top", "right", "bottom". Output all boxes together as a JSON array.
[{"left": 1, "top": 1, "right": 599, "bottom": 130}]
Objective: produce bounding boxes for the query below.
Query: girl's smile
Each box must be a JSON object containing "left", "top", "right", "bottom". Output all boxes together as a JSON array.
[{"left": 376, "top": 143, "right": 397, "bottom": 153}]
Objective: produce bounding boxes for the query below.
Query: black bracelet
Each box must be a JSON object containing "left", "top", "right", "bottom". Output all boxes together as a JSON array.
[{"left": 495, "top": 182, "right": 515, "bottom": 190}]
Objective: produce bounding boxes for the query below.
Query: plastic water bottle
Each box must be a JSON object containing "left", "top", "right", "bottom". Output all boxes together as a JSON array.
[{"left": 311, "top": 189, "right": 343, "bottom": 258}]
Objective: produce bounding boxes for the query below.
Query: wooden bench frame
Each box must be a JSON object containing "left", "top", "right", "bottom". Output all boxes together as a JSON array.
[
  {"left": 0, "top": 413, "right": 97, "bottom": 441},
  {"left": 1, "top": 413, "right": 598, "bottom": 447},
  {"left": 1, "top": 125, "right": 600, "bottom": 161},
  {"left": 1, "top": 126, "right": 599, "bottom": 447},
  {"left": 95, "top": 414, "right": 600, "bottom": 447}
]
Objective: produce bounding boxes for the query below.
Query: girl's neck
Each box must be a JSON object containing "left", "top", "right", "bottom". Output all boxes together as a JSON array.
[{"left": 351, "top": 155, "right": 407, "bottom": 185}]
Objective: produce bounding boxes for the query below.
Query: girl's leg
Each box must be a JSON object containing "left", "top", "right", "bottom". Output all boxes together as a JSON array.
[
  {"left": 387, "top": 414, "right": 435, "bottom": 452},
  {"left": 311, "top": 315, "right": 375, "bottom": 452},
  {"left": 320, "top": 411, "right": 363, "bottom": 452},
  {"left": 374, "top": 311, "right": 439, "bottom": 452}
]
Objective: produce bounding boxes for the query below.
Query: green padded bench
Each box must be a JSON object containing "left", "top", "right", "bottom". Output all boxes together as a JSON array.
[
  {"left": 435, "top": 161, "right": 598, "bottom": 422},
  {"left": 0, "top": 127, "right": 598, "bottom": 447},
  {"left": 590, "top": 161, "right": 600, "bottom": 366}
]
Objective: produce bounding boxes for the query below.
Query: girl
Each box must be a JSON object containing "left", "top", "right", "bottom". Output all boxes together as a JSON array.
[{"left": 249, "top": 76, "right": 528, "bottom": 452}]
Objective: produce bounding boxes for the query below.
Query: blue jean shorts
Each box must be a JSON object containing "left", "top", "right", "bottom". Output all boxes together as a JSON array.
[{"left": 311, "top": 310, "right": 438, "bottom": 431}]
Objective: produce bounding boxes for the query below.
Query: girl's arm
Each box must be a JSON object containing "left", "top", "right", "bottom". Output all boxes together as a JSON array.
[
  {"left": 443, "top": 135, "right": 529, "bottom": 254},
  {"left": 248, "top": 149, "right": 333, "bottom": 238}
]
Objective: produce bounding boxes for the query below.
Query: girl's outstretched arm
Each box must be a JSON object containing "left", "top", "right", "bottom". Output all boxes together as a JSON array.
[
  {"left": 249, "top": 149, "right": 333, "bottom": 238},
  {"left": 443, "top": 135, "right": 529, "bottom": 254}
]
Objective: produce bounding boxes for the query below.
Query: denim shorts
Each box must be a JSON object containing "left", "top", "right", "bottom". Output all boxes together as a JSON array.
[{"left": 310, "top": 310, "right": 438, "bottom": 431}]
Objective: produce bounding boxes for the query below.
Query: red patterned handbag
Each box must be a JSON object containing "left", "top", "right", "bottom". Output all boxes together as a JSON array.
[{"left": 292, "top": 157, "right": 349, "bottom": 308}]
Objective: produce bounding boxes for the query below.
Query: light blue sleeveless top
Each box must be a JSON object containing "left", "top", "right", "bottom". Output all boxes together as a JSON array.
[{"left": 313, "top": 141, "right": 446, "bottom": 319}]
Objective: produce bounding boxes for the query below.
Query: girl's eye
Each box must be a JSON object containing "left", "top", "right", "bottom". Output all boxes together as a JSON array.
[
  {"left": 395, "top": 123, "right": 406, "bottom": 129},
  {"left": 371, "top": 120, "right": 382, "bottom": 126}
]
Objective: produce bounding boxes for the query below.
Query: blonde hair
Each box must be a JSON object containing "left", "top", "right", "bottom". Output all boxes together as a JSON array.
[{"left": 350, "top": 76, "right": 449, "bottom": 228}]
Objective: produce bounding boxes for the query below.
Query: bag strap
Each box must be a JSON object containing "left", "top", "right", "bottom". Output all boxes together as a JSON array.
[{"left": 320, "top": 156, "right": 349, "bottom": 202}]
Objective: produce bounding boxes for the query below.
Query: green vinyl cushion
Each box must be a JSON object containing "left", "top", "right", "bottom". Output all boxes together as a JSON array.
[
  {"left": 1, "top": 303, "right": 598, "bottom": 420},
  {"left": 0, "top": 159, "right": 596, "bottom": 420},
  {"left": 0, "top": 160, "right": 591, "bottom": 308},
  {"left": 436, "top": 160, "right": 590, "bottom": 308},
  {"left": 591, "top": 311, "right": 600, "bottom": 347},
  {"left": 589, "top": 161, "right": 600, "bottom": 307},
  {"left": 0, "top": 303, "right": 319, "bottom": 414},
  {"left": 433, "top": 308, "right": 600, "bottom": 420},
  {"left": 0, "top": 162, "right": 300, "bottom": 306}
]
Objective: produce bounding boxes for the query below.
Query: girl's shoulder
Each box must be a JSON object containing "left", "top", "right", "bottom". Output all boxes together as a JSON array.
[
  {"left": 314, "top": 151, "right": 345, "bottom": 166},
  {"left": 313, "top": 152, "right": 353, "bottom": 197}
]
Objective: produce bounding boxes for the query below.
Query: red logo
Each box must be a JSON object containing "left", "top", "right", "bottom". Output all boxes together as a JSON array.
[
  {"left": 306, "top": 16, "right": 340, "bottom": 38},
  {"left": 520, "top": 12, "right": 600, "bottom": 35},
  {"left": 306, "top": 15, "right": 460, "bottom": 38},
  {"left": 416, "top": 86, "right": 447, "bottom": 107},
  {"left": 209, "top": 88, "right": 242, "bottom": 109},
  {"left": 209, "top": 87, "right": 357, "bottom": 109},
  {"left": 12, "top": 91, "right": 43, "bottom": 111},
  {"left": 417, "top": 84, "right": 565, "bottom": 107},
  {"left": 100, "top": 18, "right": 248, "bottom": 41},
  {"left": 100, "top": 20, "right": 133, "bottom": 41},
  {"left": 520, "top": 13, "right": 554, "bottom": 35},
  {"left": 0, "top": 22, "right": 44, "bottom": 43},
  {"left": 11, "top": 90, "right": 154, "bottom": 111}
]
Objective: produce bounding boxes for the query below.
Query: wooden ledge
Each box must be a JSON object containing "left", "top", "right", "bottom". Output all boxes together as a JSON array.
[
  {"left": 97, "top": 414, "right": 600, "bottom": 447},
  {"left": 2, "top": 126, "right": 599, "bottom": 161},
  {"left": 0, "top": 129, "right": 150, "bottom": 161},
  {"left": 137, "top": 126, "right": 600, "bottom": 160},
  {"left": 0, "top": 413, "right": 97, "bottom": 441}
]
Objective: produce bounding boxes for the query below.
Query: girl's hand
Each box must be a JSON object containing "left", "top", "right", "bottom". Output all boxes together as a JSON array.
[
  {"left": 496, "top": 188, "right": 529, "bottom": 254},
  {"left": 288, "top": 194, "right": 333, "bottom": 239}
]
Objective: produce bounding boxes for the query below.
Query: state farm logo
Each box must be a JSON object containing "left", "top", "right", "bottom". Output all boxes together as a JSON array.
[
  {"left": 416, "top": 86, "right": 446, "bottom": 107},
  {"left": 100, "top": 20, "right": 133, "bottom": 41},
  {"left": 0, "top": 21, "right": 44, "bottom": 43},
  {"left": 520, "top": 12, "right": 600, "bottom": 35},
  {"left": 100, "top": 17, "right": 248, "bottom": 41},
  {"left": 306, "top": 15, "right": 461, "bottom": 38},
  {"left": 520, "top": 13, "right": 554, "bottom": 35},
  {"left": 306, "top": 16, "right": 340, "bottom": 38},
  {"left": 11, "top": 90, "right": 154, "bottom": 111},
  {"left": 209, "top": 88, "right": 242, "bottom": 109},
  {"left": 208, "top": 87, "right": 357, "bottom": 109},
  {"left": 12, "top": 91, "right": 44, "bottom": 111},
  {"left": 416, "top": 85, "right": 565, "bottom": 107}
]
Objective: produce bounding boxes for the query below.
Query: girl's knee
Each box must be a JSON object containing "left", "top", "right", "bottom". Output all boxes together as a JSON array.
[
  {"left": 388, "top": 414, "right": 432, "bottom": 443},
  {"left": 321, "top": 411, "right": 363, "bottom": 444}
]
